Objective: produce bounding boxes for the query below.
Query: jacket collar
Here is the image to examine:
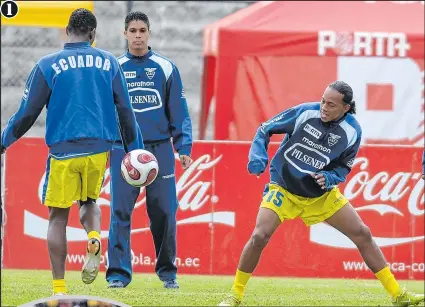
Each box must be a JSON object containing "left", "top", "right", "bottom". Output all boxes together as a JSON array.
[
  {"left": 322, "top": 113, "right": 347, "bottom": 128},
  {"left": 125, "top": 46, "right": 153, "bottom": 60},
  {"left": 64, "top": 42, "right": 91, "bottom": 49}
]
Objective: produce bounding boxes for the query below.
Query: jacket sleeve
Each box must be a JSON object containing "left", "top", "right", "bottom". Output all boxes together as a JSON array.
[
  {"left": 318, "top": 130, "right": 362, "bottom": 188},
  {"left": 1, "top": 64, "right": 51, "bottom": 151},
  {"left": 248, "top": 106, "right": 302, "bottom": 175},
  {"left": 165, "top": 65, "right": 192, "bottom": 156},
  {"left": 112, "top": 65, "right": 144, "bottom": 153}
]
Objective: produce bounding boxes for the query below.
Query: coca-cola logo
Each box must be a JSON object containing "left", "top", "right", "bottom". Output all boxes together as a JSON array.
[
  {"left": 26, "top": 153, "right": 235, "bottom": 241},
  {"left": 310, "top": 156, "right": 425, "bottom": 248}
]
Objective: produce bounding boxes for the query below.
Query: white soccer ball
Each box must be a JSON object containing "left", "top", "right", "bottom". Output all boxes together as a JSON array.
[{"left": 121, "top": 149, "right": 159, "bottom": 187}]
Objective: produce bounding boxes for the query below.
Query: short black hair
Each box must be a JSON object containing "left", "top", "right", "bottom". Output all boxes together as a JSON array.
[
  {"left": 329, "top": 81, "right": 356, "bottom": 114},
  {"left": 125, "top": 11, "right": 150, "bottom": 31},
  {"left": 67, "top": 8, "right": 97, "bottom": 36}
]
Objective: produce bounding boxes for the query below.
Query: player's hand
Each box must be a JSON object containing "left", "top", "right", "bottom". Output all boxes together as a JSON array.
[
  {"left": 422, "top": 173, "right": 425, "bottom": 181},
  {"left": 179, "top": 155, "right": 192, "bottom": 170},
  {"left": 311, "top": 173, "right": 326, "bottom": 190}
]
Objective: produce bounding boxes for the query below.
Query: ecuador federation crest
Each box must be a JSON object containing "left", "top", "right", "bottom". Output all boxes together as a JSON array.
[
  {"left": 144, "top": 68, "right": 157, "bottom": 80},
  {"left": 328, "top": 133, "right": 341, "bottom": 146}
]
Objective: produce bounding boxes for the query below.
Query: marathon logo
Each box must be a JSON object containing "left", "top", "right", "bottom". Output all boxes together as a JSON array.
[
  {"left": 127, "top": 81, "right": 155, "bottom": 87},
  {"left": 302, "top": 137, "right": 331, "bottom": 154}
]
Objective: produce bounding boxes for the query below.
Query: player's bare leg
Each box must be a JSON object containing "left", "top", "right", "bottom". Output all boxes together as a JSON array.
[
  {"left": 79, "top": 198, "right": 101, "bottom": 233},
  {"left": 238, "top": 208, "right": 281, "bottom": 273},
  {"left": 79, "top": 198, "right": 102, "bottom": 284},
  {"left": 326, "top": 202, "right": 424, "bottom": 306},
  {"left": 219, "top": 208, "right": 281, "bottom": 306},
  {"left": 47, "top": 207, "right": 70, "bottom": 294},
  {"left": 325, "top": 203, "right": 386, "bottom": 272}
]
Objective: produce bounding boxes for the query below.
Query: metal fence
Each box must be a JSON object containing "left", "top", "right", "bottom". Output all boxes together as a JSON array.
[
  {"left": 0, "top": 1, "right": 252, "bottom": 267},
  {"left": 0, "top": 1, "right": 251, "bottom": 138}
]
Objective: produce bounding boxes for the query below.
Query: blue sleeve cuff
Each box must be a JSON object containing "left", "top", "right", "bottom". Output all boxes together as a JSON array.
[
  {"left": 248, "top": 161, "right": 265, "bottom": 175},
  {"left": 317, "top": 171, "right": 335, "bottom": 189},
  {"left": 178, "top": 145, "right": 192, "bottom": 157}
]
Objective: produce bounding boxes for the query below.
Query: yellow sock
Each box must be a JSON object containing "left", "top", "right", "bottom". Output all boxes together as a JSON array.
[
  {"left": 53, "top": 279, "right": 66, "bottom": 294},
  {"left": 375, "top": 266, "right": 402, "bottom": 297},
  {"left": 87, "top": 231, "right": 101, "bottom": 241},
  {"left": 231, "top": 269, "right": 252, "bottom": 300}
]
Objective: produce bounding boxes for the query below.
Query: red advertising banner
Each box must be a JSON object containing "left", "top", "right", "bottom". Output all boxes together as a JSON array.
[{"left": 3, "top": 138, "right": 424, "bottom": 280}]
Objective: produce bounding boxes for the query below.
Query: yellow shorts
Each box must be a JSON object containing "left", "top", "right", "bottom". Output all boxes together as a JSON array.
[
  {"left": 260, "top": 183, "right": 348, "bottom": 226},
  {"left": 42, "top": 152, "right": 109, "bottom": 208}
]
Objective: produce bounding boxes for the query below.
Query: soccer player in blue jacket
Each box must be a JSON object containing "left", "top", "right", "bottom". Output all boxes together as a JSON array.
[
  {"left": 106, "top": 12, "right": 193, "bottom": 289},
  {"left": 219, "top": 81, "right": 424, "bottom": 307},
  {"left": 0, "top": 9, "right": 144, "bottom": 295}
]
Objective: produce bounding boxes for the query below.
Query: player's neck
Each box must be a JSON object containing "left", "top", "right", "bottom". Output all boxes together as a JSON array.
[
  {"left": 333, "top": 113, "right": 346, "bottom": 122},
  {"left": 128, "top": 48, "right": 149, "bottom": 57},
  {"left": 67, "top": 36, "right": 90, "bottom": 44}
]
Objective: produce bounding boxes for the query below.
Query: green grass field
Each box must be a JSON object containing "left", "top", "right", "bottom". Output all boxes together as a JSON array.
[{"left": 1, "top": 269, "right": 424, "bottom": 306}]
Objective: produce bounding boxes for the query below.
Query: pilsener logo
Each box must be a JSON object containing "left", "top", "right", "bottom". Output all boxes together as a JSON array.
[
  {"left": 128, "top": 87, "right": 163, "bottom": 113},
  {"left": 284, "top": 143, "right": 330, "bottom": 174},
  {"left": 303, "top": 123, "right": 322, "bottom": 139}
]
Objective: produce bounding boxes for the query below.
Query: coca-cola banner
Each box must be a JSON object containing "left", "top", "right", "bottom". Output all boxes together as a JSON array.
[{"left": 3, "top": 138, "right": 424, "bottom": 280}]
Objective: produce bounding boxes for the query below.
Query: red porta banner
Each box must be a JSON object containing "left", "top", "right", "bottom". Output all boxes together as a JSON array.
[{"left": 2, "top": 138, "right": 424, "bottom": 279}]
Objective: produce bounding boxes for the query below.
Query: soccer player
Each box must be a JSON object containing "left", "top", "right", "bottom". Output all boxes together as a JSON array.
[
  {"left": 218, "top": 81, "right": 425, "bottom": 307},
  {"left": 106, "top": 12, "right": 193, "bottom": 289},
  {"left": 0, "top": 9, "right": 144, "bottom": 295}
]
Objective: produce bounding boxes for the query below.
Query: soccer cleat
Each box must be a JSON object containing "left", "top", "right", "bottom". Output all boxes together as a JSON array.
[
  {"left": 107, "top": 280, "right": 125, "bottom": 288},
  {"left": 81, "top": 238, "right": 101, "bottom": 284},
  {"left": 218, "top": 295, "right": 241, "bottom": 306},
  {"left": 163, "top": 279, "right": 179, "bottom": 289},
  {"left": 51, "top": 292, "right": 66, "bottom": 296},
  {"left": 392, "top": 289, "right": 425, "bottom": 306}
]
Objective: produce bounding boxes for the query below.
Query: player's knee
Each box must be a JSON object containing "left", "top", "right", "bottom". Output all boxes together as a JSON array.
[
  {"left": 351, "top": 223, "right": 372, "bottom": 245},
  {"left": 48, "top": 207, "right": 69, "bottom": 225},
  {"left": 360, "top": 224, "right": 372, "bottom": 240},
  {"left": 250, "top": 228, "right": 271, "bottom": 249}
]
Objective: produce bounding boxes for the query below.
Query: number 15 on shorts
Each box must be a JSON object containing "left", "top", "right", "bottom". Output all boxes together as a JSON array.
[{"left": 263, "top": 190, "right": 284, "bottom": 207}]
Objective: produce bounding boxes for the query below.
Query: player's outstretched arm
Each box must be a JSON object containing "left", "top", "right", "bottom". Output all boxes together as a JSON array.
[
  {"left": 1, "top": 64, "right": 51, "bottom": 153},
  {"left": 248, "top": 107, "right": 300, "bottom": 176},
  {"left": 165, "top": 65, "right": 193, "bottom": 169},
  {"left": 112, "top": 65, "right": 144, "bottom": 153}
]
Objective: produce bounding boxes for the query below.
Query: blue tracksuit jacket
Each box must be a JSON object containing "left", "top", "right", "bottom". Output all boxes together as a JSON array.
[
  {"left": 116, "top": 47, "right": 192, "bottom": 155},
  {"left": 1, "top": 42, "right": 143, "bottom": 155},
  {"left": 248, "top": 102, "right": 362, "bottom": 198}
]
